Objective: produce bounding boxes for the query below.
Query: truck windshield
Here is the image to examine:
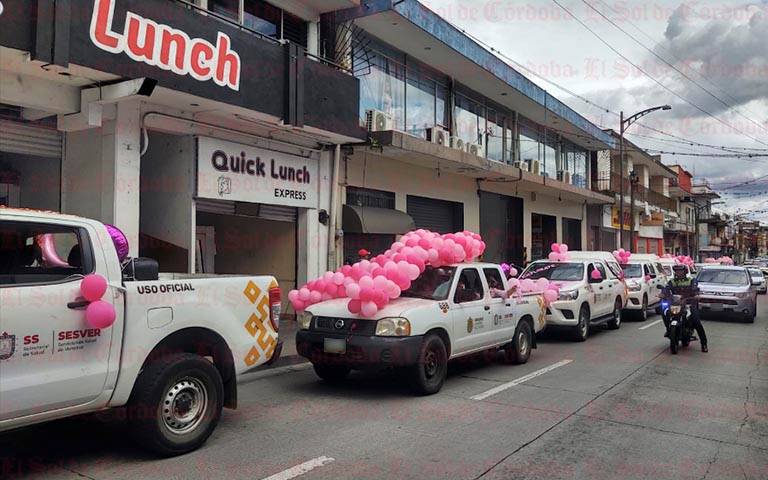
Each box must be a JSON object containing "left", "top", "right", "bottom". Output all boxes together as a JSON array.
[
  {"left": 522, "top": 262, "right": 584, "bottom": 281},
  {"left": 621, "top": 264, "right": 643, "bottom": 278},
  {"left": 402, "top": 266, "right": 456, "bottom": 301},
  {"left": 698, "top": 269, "right": 749, "bottom": 285}
]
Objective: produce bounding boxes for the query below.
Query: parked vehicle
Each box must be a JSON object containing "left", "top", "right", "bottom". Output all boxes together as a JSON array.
[
  {"left": 620, "top": 254, "right": 667, "bottom": 320},
  {"left": 296, "top": 263, "right": 545, "bottom": 395},
  {"left": 662, "top": 294, "right": 695, "bottom": 355},
  {"left": 697, "top": 266, "right": 757, "bottom": 323},
  {"left": 658, "top": 258, "right": 694, "bottom": 279},
  {"left": 0, "top": 208, "right": 282, "bottom": 455},
  {"left": 521, "top": 252, "right": 627, "bottom": 342},
  {"left": 747, "top": 268, "right": 767, "bottom": 295}
]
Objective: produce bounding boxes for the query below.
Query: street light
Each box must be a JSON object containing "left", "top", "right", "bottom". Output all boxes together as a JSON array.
[
  {"left": 629, "top": 170, "right": 640, "bottom": 251},
  {"left": 619, "top": 105, "right": 672, "bottom": 249}
]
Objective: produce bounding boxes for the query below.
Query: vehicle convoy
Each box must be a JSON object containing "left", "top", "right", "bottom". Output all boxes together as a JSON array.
[
  {"left": 296, "top": 263, "right": 546, "bottom": 395},
  {"left": 620, "top": 254, "right": 667, "bottom": 320},
  {"left": 697, "top": 266, "right": 758, "bottom": 323},
  {"left": 0, "top": 208, "right": 282, "bottom": 455},
  {"left": 662, "top": 293, "right": 695, "bottom": 354},
  {"left": 522, "top": 252, "right": 627, "bottom": 342}
]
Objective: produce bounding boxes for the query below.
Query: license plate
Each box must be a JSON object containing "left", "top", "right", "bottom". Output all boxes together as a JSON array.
[
  {"left": 710, "top": 304, "right": 723, "bottom": 311},
  {"left": 323, "top": 338, "right": 346, "bottom": 354},
  {"left": 670, "top": 321, "right": 678, "bottom": 326}
]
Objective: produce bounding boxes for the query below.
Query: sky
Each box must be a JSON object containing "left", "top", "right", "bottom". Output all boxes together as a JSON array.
[{"left": 419, "top": 0, "right": 768, "bottom": 220}]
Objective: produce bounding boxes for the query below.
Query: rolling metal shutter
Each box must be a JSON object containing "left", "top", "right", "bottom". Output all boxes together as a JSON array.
[
  {"left": 196, "top": 199, "right": 297, "bottom": 222},
  {"left": 406, "top": 195, "right": 463, "bottom": 234},
  {"left": 0, "top": 120, "right": 63, "bottom": 158}
]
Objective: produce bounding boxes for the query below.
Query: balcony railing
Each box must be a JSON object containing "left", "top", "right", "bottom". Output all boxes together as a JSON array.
[{"left": 594, "top": 173, "right": 676, "bottom": 211}]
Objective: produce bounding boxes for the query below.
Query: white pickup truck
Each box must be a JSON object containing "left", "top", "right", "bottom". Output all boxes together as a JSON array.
[
  {"left": 0, "top": 208, "right": 281, "bottom": 455},
  {"left": 296, "top": 263, "right": 546, "bottom": 395},
  {"left": 522, "top": 252, "right": 627, "bottom": 342}
]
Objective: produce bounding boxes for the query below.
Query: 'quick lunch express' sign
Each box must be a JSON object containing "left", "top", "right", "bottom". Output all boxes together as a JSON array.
[{"left": 196, "top": 137, "right": 318, "bottom": 209}]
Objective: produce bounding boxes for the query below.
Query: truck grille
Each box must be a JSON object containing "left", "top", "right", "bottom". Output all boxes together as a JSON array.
[{"left": 313, "top": 317, "right": 376, "bottom": 335}]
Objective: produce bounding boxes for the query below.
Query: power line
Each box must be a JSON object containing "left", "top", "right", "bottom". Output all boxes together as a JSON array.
[
  {"left": 550, "top": 0, "right": 768, "bottom": 148},
  {"left": 584, "top": 0, "right": 768, "bottom": 135}
]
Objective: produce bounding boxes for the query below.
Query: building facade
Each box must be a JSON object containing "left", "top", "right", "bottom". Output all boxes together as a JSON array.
[{"left": 0, "top": 0, "right": 364, "bottom": 311}]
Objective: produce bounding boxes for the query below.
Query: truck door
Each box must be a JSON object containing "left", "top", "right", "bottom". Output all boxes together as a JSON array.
[
  {"left": 450, "top": 267, "right": 490, "bottom": 355},
  {"left": 483, "top": 267, "right": 516, "bottom": 338},
  {"left": 0, "top": 220, "right": 114, "bottom": 421}
]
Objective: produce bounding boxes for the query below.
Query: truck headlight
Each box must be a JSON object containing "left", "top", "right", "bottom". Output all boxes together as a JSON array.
[
  {"left": 375, "top": 318, "right": 411, "bottom": 336},
  {"left": 735, "top": 292, "right": 751, "bottom": 299},
  {"left": 628, "top": 282, "right": 642, "bottom": 292},
  {"left": 670, "top": 305, "right": 682, "bottom": 315},
  {"left": 298, "top": 312, "right": 313, "bottom": 330},
  {"left": 558, "top": 289, "right": 579, "bottom": 301}
]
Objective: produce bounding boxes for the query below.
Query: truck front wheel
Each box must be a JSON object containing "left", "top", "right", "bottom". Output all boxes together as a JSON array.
[
  {"left": 408, "top": 333, "right": 447, "bottom": 395},
  {"left": 128, "top": 353, "right": 223, "bottom": 456}
]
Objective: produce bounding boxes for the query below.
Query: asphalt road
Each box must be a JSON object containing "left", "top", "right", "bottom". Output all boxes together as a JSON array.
[{"left": 2, "top": 298, "right": 767, "bottom": 480}]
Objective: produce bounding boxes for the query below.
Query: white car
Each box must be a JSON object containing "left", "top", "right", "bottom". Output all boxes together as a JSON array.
[
  {"left": 522, "top": 251, "right": 628, "bottom": 342},
  {"left": 747, "top": 267, "right": 767, "bottom": 295},
  {"left": 0, "top": 208, "right": 282, "bottom": 455},
  {"left": 658, "top": 258, "right": 694, "bottom": 279},
  {"left": 620, "top": 254, "right": 668, "bottom": 320},
  {"left": 296, "top": 263, "right": 546, "bottom": 395}
]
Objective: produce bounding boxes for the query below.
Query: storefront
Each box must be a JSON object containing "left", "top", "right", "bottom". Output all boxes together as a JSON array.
[{"left": 479, "top": 191, "right": 524, "bottom": 266}]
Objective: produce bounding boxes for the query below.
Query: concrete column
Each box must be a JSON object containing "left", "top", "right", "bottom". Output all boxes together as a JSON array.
[{"left": 62, "top": 100, "right": 141, "bottom": 256}]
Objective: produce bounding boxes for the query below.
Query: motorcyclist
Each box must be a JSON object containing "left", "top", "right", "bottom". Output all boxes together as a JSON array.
[{"left": 662, "top": 264, "right": 708, "bottom": 352}]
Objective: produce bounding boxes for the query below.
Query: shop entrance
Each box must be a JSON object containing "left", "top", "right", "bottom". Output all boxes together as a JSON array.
[
  {"left": 562, "top": 217, "right": 582, "bottom": 251},
  {"left": 407, "top": 195, "right": 464, "bottom": 234},
  {"left": 0, "top": 115, "right": 62, "bottom": 211},
  {"left": 531, "top": 213, "right": 557, "bottom": 261},
  {"left": 480, "top": 191, "right": 524, "bottom": 266}
]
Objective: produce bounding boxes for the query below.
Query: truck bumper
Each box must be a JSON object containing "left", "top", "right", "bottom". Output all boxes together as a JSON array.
[
  {"left": 296, "top": 331, "right": 423, "bottom": 368},
  {"left": 544, "top": 301, "right": 579, "bottom": 327},
  {"left": 625, "top": 292, "right": 645, "bottom": 310}
]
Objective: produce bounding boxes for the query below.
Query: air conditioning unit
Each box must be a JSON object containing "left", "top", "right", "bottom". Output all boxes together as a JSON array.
[
  {"left": 529, "top": 160, "right": 541, "bottom": 176},
  {"left": 426, "top": 127, "right": 449, "bottom": 147},
  {"left": 466, "top": 142, "right": 484, "bottom": 157},
  {"left": 450, "top": 137, "right": 465, "bottom": 151},
  {"left": 365, "top": 109, "right": 393, "bottom": 132},
  {"left": 514, "top": 161, "right": 529, "bottom": 172}
]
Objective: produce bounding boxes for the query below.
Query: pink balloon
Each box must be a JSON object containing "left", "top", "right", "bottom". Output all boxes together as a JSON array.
[
  {"left": 292, "top": 300, "right": 306, "bottom": 312},
  {"left": 348, "top": 299, "right": 362, "bottom": 314},
  {"left": 299, "top": 288, "right": 311, "bottom": 301},
  {"left": 536, "top": 278, "right": 550, "bottom": 291},
  {"left": 80, "top": 274, "right": 108, "bottom": 302},
  {"left": 551, "top": 243, "right": 561, "bottom": 253},
  {"left": 359, "top": 276, "right": 374, "bottom": 289},
  {"left": 509, "top": 268, "right": 518, "bottom": 277},
  {"left": 361, "top": 301, "right": 378, "bottom": 317},
  {"left": 323, "top": 271, "right": 335, "bottom": 282},
  {"left": 315, "top": 279, "right": 327, "bottom": 291},
  {"left": 341, "top": 265, "right": 353, "bottom": 275},
  {"left": 548, "top": 252, "right": 559, "bottom": 262},
  {"left": 288, "top": 290, "right": 300, "bottom": 303},
  {"left": 309, "top": 290, "right": 322, "bottom": 303},
  {"left": 37, "top": 234, "right": 69, "bottom": 268},
  {"left": 325, "top": 282, "right": 338, "bottom": 296},
  {"left": 333, "top": 272, "right": 345, "bottom": 285},
  {"left": 559, "top": 244, "right": 568, "bottom": 253},
  {"left": 391, "top": 242, "right": 405, "bottom": 252},
  {"left": 521, "top": 279, "right": 535, "bottom": 292},
  {"left": 360, "top": 287, "right": 375, "bottom": 302},
  {"left": 543, "top": 289, "right": 558, "bottom": 303},
  {"left": 645, "top": 275, "right": 652, "bottom": 282},
  {"left": 85, "top": 300, "right": 116, "bottom": 329},
  {"left": 105, "top": 224, "right": 130, "bottom": 262},
  {"left": 346, "top": 283, "right": 361, "bottom": 300},
  {"left": 373, "top": 275, "right": 389, "bottom": 290},
  {"left": 508, "top": 278, "right": 520, "bottom": 288},
  {"left": 591, "top": 269, "right": 603, "bottom": 280}
]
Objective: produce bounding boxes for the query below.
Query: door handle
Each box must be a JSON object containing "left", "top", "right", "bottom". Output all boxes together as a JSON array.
[
  {"left": 484, "top": 305, "right": 491, "bottom": 311},
  {"left": 505, "top": 303, "right": 512, "bottom": 307},
  {"left": 67, "top": 299, "right": 90, "bottom": 310}
]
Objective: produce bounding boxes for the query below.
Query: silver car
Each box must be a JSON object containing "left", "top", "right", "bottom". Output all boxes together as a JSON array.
[
  {"left": 697, "top": 267, "right": 757, "bottom": 322},
  {"left": 747, "top": 268, "right": 767, "bottom": 295}
]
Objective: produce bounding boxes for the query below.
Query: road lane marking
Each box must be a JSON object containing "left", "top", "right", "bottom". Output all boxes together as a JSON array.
[
  {"left": 470, "top": 359, "right": 573, "bottom": 401},
  {"left": 639, "top": 319, "right": 664, "bottom": 330},
  {"left": 261, "top": 456, "right": 335, "bottom": 480}
]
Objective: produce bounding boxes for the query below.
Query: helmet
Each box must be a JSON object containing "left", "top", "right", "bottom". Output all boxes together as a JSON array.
[{"left": 672, "top": 264, "right": 687, "bottom": 273}]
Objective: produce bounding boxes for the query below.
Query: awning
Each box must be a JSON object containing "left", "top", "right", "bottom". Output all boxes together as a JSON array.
[{"left": 343, "top": 205, "right": 416, "bottom": 234}]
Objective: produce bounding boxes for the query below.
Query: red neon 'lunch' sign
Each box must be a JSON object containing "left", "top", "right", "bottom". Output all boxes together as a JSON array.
[{"left": 89, "top": 0, "right": 242, "bottom": 91}]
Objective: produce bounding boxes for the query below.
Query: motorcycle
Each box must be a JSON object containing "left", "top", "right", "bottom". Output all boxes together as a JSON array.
[{"left": 661, "top": 294, "right": 695, "bottom": 354}]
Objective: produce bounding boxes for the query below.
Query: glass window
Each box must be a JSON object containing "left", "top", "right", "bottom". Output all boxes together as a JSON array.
[
  {"left": 357, "top": 55, "right": 405, "bottom": 130},
  {"left": 698, "top": 269, "right": 749, "bottom": 285},
  {"left": 0, "top": 221, "right": 92, "bottom": 286},
  {"left": 519, "top": 123, "right": 540, "bottom": 167},
  {"left": 243, "top": 0, "right": 280, "bottom": 38},
  {"left": 486, "top": 110, "right": 504, "bottom": 162},
  {"left": 402, "top": 266, "right": 456, "bottom": 301},
  {"left": 621, "top": 264, "right": 643, "bottom": 278},
  {"left": 455, "top": 93, "right": 484, "bottom": 146},
  {"left": 484, "top": 268, "right": 505, "bottom": 297},
  {"left": 405, "top": 73, "right": 436, "bottom": 139},
  {"left": 454, "top": 268, "right": 485, "bottom": 303},
  {"left": 436, "top": 84, "right": 448, "bottom": 128},
  {"left": 209, "top": 0, "right": 239, "bottom": 20},
  {"left": 521, "top": 262, "right": 585, "bottom": 281},
  {"left": 504, "top": 118, "right": 515, "bottom": 164}
]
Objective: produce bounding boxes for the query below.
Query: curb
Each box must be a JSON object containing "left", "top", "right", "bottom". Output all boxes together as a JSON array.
[{"left": 238, "top": 355, "right": 310, "bottom": 384}]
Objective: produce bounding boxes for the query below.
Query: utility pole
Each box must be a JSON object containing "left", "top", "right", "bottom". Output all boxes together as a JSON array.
[
  {"left": 617, "top": 105, "right": 671, "bottom": 251},
  {"left": 629, "top": 170, "right": 639, "bottom": 252}
]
